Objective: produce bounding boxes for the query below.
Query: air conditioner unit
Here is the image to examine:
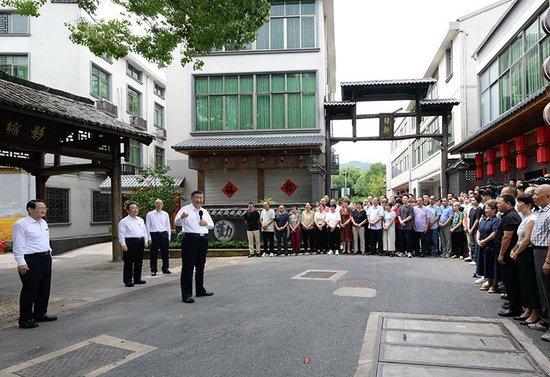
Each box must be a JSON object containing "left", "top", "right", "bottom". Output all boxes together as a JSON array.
[
  {"left": 155, "top": 128, "right": 167, "bottom": 139},
  {"left": 95, "top": 100, "right": 118, "bottom": 118}
]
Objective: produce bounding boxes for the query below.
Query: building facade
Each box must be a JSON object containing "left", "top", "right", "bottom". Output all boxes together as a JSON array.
[
  {"left": 167, "top": 0, "right": 336, "bottom": 206},
  {"left": 387, "top": 1, "right": 511, "bottom": 198},
  {"left": 450, "top": 0, "right": 550, "bottom": 182},
  {"left": 0, "top": 1, "right": 167, "bottom": 250}
]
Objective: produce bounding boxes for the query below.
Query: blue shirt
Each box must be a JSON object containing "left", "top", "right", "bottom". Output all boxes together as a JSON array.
[
  {"left": 440, "top": 205, "right": 454, "bottom": 225},
  {"left": 413, "top": 206, "right": 429, "bottom": 232},
  {"left": 428, "top": 205, "right": 442, "bottom": 230}
]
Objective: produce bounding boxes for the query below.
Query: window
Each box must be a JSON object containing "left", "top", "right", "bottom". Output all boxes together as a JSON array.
[
  {"left": 215, "top": 1, "right": 315, "bottom": 52},
  {"left": 45, "top": 188, "right": 70, "bottom": 224},
  {"left": 194, "top": 72, "right": 316, "bottom": 132},
  {"left": 0, "top": 12, "right": 29, "bottom": 34},
  {"left": 92, "top": 191, "right": 111, "bottom": 223},
  {"left": 127, "top": 86, "right": 141, "bottom": 116},
  {"left": 154, "top": 103, "right": 165, "bottom": 129},
  {"left": 90, "top": 64, "right": 110, "bottom": 100},
  {"left": 129, "top": 139, "right": 141, "bottom": 167},
  {"left": 391, "top": 150, "right": 409, "bottom": 178},
  {"left": 154, "top": 83, "right": 165, "bottom": 98},
  {"left": 0, "top": 54, "right": 28, "bottom": 79},
  {"left": 155, "top": 146, "right": 165, "bottom": 168},
  {"left": 126, "top": 62, "right": 142, "bottom": 82},
  {"left": 445, "top": 42, "right": 453, "bottom": 79},
  {"left": 411, "top": 118, "right": 441, "bottom": 167}
]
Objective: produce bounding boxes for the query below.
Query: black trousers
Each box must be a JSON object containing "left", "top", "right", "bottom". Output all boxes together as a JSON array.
[
  {"left": 370, "top": 229, "right": 383, "bottom": 254},
  {"left": 275, "top": 229, "right": 288, "bottom": 255},
  {"left": 261, "top": 231, "right": 274, "bottom": 254},
  {"left": 451, "top": 231, "right": 467, "bottom": 257},
  {"left": 150, "top": 231, "right": 170, "bottom": 273},
  {"left": 517, "top": 247, "right": 539, "bottom": 310},
  {"left": 181, "top": 233, "right": 208, "bottom": 299},
  {"left": 327, "top": 227, "right": 340, "bottom": 251},
  {"left": 395, "top": 228, "right": 403, "bottom": 252},
  {"left": 314, "top": 226, "right": 326, "bottom": 253},
  {"left": 124, "top": 237, "right": 144, "bottom": 284},
  {"left": 502, "top": 252, "right": 522, "bottom": 314},
  {"left": 302, "top": 228, "right": 313, "bottom": 253},
  {"left": 401, "top": 229, "right": 415, "bottom": 253},
  {"left": 414, "top": 231, "right": 428, "bottom": 256},
  {"left": 19, "top": 252, "right": 52, "bottom": 324},
  {"left": 365, "top": 228, "right": 371, "bottom": 253}
]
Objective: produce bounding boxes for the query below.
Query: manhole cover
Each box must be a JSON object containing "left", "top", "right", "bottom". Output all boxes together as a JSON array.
[
  {"left": 291, "top": 269, "right": 347, "bottom": 281},
  {"left": 15, "top": 343, "right": 132, "bottom": 377},
  {"left": 337, "top": 278, "right": 376, "bottom": 288}
]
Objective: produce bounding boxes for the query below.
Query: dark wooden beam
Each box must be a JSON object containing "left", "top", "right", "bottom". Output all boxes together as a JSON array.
[
  {"left": 0, "top": 140, "right": 113, "bottom": 162},
  {"left": 331, "top": 133, "right": 444, "bottom": 142},
  {"left": 257, "top": 168, "right": 265, "bottom": 201},
  {"left": 109, "top": 146, "right": 123, "bottom": 262},
  {"left": 38, "top": 163, "right": 109, "bottom": 176}
]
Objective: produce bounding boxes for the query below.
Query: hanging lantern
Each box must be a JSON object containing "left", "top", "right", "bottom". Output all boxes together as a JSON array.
[
  {"left": 536, "top": 126, "right": 550, "bottom": 164},
  {"left": 499, "top": 142, "right": 510, "bottom": 173},
  {"left": 259, "top": 155, "right": 266, "bottom": 167},
  {"left": 223, "top": 156, "right": 229, "bottom": 166},
  {"left": 474, "top": 153, "right": 484, "bottom": 180},
  {"left": 241, "top": 156, "right": 247, "bottom": 165},
  {"left": 475, "top": 167, "right": 484, "bottom": 181},
  {"left": 204, "top": 156, "right": 210, "bottom": 165},
  {"left": 298, "top": 155, "right": 304, "bottom": 168},
  {"left": 515, "top": 136, "right": 527, "bottom": 171},
  {"left": 279, "top": 155, "right": 285, "bottom": 163},
  {"left": 475, "top": 153, "right": 484, "bottom": 167},
  {"left": 486, "top": 149, "right": 496, "bottom": 176}
]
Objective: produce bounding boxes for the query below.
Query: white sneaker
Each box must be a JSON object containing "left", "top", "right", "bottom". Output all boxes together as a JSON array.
[
  {"left": 327, "top": 250, "right": 333, "bottom": 255},
  {"left": 261, "top": 253, "right": 266, "bottom": 257},
  {"left": 541, "top": 331, "right": 550, "bottom": 342},
  {"left": 464, "top": 256, "right": 473, "bottom": 262},
  {"left": 305, "top": 252, "right": 310, "bottom": 255},
  {"left": 469, "top": 261, "right": 476, "bottom": 265},
  {"left": 407, "top": 252, "right": 412, "bottom": 258},
  {"left": 269, "top": 253, "right": 274, "bottom": 257},
  {"left": 335, "top": 250, "right": 340, "bottom": 255},
  {"left": 475, "top": 277, "right": 487, "bottom": 284}
]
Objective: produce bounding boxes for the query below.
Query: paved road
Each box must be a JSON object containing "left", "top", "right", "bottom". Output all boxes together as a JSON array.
[{"left": 0, "top": 254, "right": 548, "bottom": 376}]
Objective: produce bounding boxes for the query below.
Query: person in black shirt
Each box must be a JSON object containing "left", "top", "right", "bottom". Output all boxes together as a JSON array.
[
  {"left": 467, "top": 194, "right": 484, "bottom": 268},
  {"left": 351, "top": 202, "right": 367, "bottom": 254},
  {"left": 243, "top": 202, "right": 261, "bottom": 258},
  {"left": 496, "top": 195, "right": 523, "bottom": 317},
  {"left": 274, "top": 205, "right": 290, "bottom": 256}
]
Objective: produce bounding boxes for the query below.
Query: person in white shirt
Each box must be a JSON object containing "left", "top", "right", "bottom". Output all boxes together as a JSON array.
[
  {"left": 174, "top": 190, "right": 214, "bottom": 303},
  {"left": 260, "top": 202, "right": 276, "bottom": 257},
  {"left": 325, "top": 204, "right": 341, "bottom": 254},
  {"left": 12, "top": 200, "right": 57, "bottom": 329},
  {"left": 146, "top": 199, "right": 172, "bottom": 276},
  {"left": 118, "top": 202, "right": 150, "bottom": 287},
  {"left": 367, "top": 198, "right": 384, "bottom": 255}
]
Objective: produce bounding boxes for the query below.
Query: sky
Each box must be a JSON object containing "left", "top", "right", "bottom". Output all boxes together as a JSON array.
[{"left": 332, "top": 0, "right": 504, "bottom": 164}]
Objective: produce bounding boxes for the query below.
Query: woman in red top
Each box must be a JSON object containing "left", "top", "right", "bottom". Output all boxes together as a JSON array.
[{"left": 340, "top": 200, "right": 353, "bottom": 254}]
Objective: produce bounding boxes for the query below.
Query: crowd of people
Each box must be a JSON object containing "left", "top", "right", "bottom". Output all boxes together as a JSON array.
[{"left": 243, "top": 183, "right": 550, "bottom": 342}]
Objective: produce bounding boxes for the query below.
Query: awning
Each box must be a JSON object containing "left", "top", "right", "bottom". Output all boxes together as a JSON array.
[
  {"left": 99, "top": 175, "right": 185, "bottom": 192},
  {"left": 340, "top": 78, "right": 436, "bottom": 102}
]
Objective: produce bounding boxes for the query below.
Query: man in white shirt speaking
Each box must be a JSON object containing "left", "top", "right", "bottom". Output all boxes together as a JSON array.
[
  {"left": 146, "top": 199, "right": 172, "bottom": 276},
  {"left": 118, "top": 202, "right": 150, "bottom": 287},
  {"left": 12, "top": 200, "right": 57, "bottom": 329},
  {"left": 175, "top": 190, "right": 214, "bottom": 303}
]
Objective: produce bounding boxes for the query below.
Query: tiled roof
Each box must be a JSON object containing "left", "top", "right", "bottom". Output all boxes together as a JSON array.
[
  {"left": 172, "top": 134, "right": 325, "bottom": 151},
  {"left": 449, "top": 85, "right": 549, "bottom": 154},
  {"left": 99, "top": 175, "right": 185, "bottom": 190},
  {"left": 340, "top": 78, "right": 437, "bottom": 87},
  {"left": 0, "top": 72, "right": 153, "bottom": 144},
  {"left": 324, "top": 101, "right": 356, "bottom": 106},
  {"left": 420, "top": 99, "right": 460, "bottom": 106}
]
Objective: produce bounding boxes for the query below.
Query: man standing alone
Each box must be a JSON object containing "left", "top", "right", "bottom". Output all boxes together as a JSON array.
[
  {"left": 118, "top": 202, "right": 150, "bottom": 287},
  {"left": 146, "top": 199, "right": 172, "bottom": 276},
  {"left": 12, "top": 200, "right": 57, "bottom": 329},
  {"left": 175, "top": 190, "right": 214, "bottom": 303}
]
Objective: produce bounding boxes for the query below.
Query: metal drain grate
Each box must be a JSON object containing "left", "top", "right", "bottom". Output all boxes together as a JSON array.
[
  {"left": 15, "top": 343, "right": 132, "bottom": 377},
  {"left": 291, "top": 269, "right": 347, "bottom": 281},
  {"left": 302, "top": 271, "right": 337, "bottom": 279}
]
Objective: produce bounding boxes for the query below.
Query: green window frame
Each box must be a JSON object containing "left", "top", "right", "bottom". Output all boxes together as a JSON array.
[
  {"left": 0, "top": 54, "right": 28, "bottom": 79},
  {"left": 154, "top": 83, "right": 165, "bottom": 98},
  {"left": 194, "top": 72, "right": 317, "bottom": 132},
  {"left": 127, "top": 86, "right": 142, "bottom": 116},
  {"left": 0, "top": 12, "right": 29, "bottom": 34},
  {"left": 90, "top": 64, "right": 110, "bottom": 100},
  {"left": 155, "top": 146, "right": 165, "bottom": 168},
  {"left": 129, "top": 139, "right": 142, "bottom": 167},
  {"left": 126, "top": 62, "right": 142, "bottom": 82},
  {"left": 154, "top": 103, "right": 165, "bottom": 129}
]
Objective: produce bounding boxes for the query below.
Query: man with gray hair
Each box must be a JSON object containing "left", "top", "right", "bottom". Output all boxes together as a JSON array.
[{"left": 146, "top": 199, "right": 172, "bottom": 276}]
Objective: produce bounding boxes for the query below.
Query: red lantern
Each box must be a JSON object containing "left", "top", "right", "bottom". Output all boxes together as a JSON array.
[
  {"left": 279, "top": 155, "right": 285, "bottom": 163},
  {"left": 241, "top": 156, "right": 247, "bottom": 164},
  {"left": 475, "top": 167, "right": 484, "bottom": 181},
  {"left": 500, "top": 158, "right": 511, "bottom": 173},
  {"left": 536, "top": 126, "right": 550, "bottom": 164},
  {"left": 499, "top": 142, "right": 510, "bottom": 173},
  {"left": 475, "top": 153, "right": 484, "bottom": 167},
  {"left": 298, "top": 155, "right": 304, "bottom": 167},
  {"left": 259, "top": 155, "right": 266, "bottom": 167},
  {"left": 486, "top": 149, "right": 496, "bottom": 163},
  {"left": 204, "top": 156, "right": 210, "bottom": 165},
  {"left": 223, "top": 156, "right": 229, "bottom": 165},
  {"left": 487, "top": 163, "right": 496, "bottom": 176},
  {"left": 515, "top": 136, "right": 527, "bottom": 171}
]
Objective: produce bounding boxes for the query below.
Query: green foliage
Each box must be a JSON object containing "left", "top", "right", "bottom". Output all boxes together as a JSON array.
[
  {"left": 332, "top": 163, "right": 387, "bottom": 198},
  {"left": 126, "top": 166, "right": 181, "bottom": 220},
  {"left": 3, "top": 0, "right": 270, "bottom": 68}
]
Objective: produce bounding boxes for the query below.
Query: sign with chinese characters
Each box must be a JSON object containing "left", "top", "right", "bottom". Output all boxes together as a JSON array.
[
  {"left": 2, "top": 120, "right": 49, "bottom": 142},
  {"left": 379, "top": 114, "right": 394, "bottom": 137},
  {"left": 281, "top": 179, "right": 298, "bottom": 197},
  {"left": 221, "top": 181, "right": 238, "bottom": 199},
  {"left": 213, "top": 220, "right": 235, "bottom": 241}
]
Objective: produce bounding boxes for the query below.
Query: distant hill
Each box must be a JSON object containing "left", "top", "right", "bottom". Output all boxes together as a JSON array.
[{"left": 341, "top": 161, "right": 371, "bottom": 170}]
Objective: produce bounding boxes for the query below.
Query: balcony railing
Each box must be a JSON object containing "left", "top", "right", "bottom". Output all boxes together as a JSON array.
[
  {"left": 155, "top": 127, "right": 167, "bottom": 140},
  {"left": 131, "top": 116, "right": 147, "bottom": 131},
  {"left": 121, "top": 163, "right": 143, "bottom": 175},
  {"left": 95, "top": 100, "right": 118, "bottom": 118}
]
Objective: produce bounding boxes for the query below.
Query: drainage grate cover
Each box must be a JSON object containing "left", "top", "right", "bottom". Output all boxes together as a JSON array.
[
  {"left": 303, "top": 271, "right": 337, "bottom": 279},
  {"left": 15, "top": 343, "right": 132, "bottom": 377}
]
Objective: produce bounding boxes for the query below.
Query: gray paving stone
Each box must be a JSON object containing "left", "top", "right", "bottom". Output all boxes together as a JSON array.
[
  {"left": 333, "top": 287, "right": 377, "bottom": 298},
  {"left": 384, "top": 330, "right": 516, "bottom": 351},
  {"left": 380, "top": 344, "right": 536, "bottom": 372},
  {"left": 383, "top": 318, "right": 504, "bottom": 336},
  {"left": 377, "top": 363, "right": 543, "bottom": 377}
]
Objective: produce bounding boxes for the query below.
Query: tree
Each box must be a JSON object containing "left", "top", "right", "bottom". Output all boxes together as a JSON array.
[
  {"left": 126, "top": 166, "right": 181, "bottom": 220},
  {"left": 331, "top": 166, "right": 363, "bottom": 196},
  {"left": 354, "top": 163, "right": 386, "bottom": 197},
  {"left": 3, "top": 0, "right": 270, "bottom": 68}
]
